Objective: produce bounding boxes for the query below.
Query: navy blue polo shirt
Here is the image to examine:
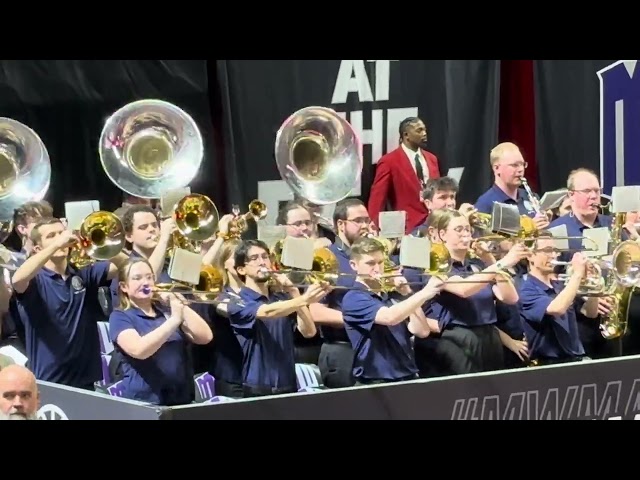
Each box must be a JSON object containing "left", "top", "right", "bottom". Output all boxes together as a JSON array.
[
  {"left": 475, "top": 185, "right": 537, "bottom": 217},
  {"left": 109, "top": 249, "right": 172, "bottom": 310},
  {"left": 227, "top": 287, "right": 298, "bottom": 392},
  {"left": 208, "top": 287, "right": 244, "bottom": 385},
  {"left": 14, "top": 261, "right": 111, "bottom": 387},
  {"left": 495, "top": 264, "right": 528, "bottom": 339},
  {"left": 341, "top": 283, "right": 418, "bottom": 381},
  {"left": 518, "top": 275, "right": 585, "bottom": 360},
  {"left": 109, "top": 305, "right": 192, "bottom": 405},
  {"left": 319, "top": 239, "right": 355, "bottom": 343},
  {"left": 427, "top": 257, "right": 498, "bottom": 330}
]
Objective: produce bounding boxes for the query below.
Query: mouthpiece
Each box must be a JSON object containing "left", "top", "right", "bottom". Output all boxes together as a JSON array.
[{"left": 142, "top": 286, "right": 152, "bottom": 295}]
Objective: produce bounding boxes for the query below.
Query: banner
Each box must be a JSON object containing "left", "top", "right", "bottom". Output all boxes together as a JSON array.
[
  {"left": 35, "top": 380, "right": 164, "bottom": 420},
  {"left": 215, "top": 60, "right": 501, "bottom": 227},
  {"left": 534, "top": 60, "right": 617, "bottom": 193},
  {"left": 167, "top": 355, "right": 640, "bottom": 420}
]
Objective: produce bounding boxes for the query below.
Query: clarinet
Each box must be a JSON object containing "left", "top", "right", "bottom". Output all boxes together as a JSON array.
[{"left": 520, "top": 177, "right": 542, "bottom": 216}]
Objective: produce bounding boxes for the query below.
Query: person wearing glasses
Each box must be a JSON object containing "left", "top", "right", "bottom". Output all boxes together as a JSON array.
[
  {"left": 548, "top": 168, "right": 624, "bottom": 360},
  {"left": 474, "top": 142, "right": 549, "bottom": 230},
  {"left": 275, "top": 201, "right": 325, "bottom": 364},
  {"left": 308, "top": 198, "right": 374, "bottom": 388}
]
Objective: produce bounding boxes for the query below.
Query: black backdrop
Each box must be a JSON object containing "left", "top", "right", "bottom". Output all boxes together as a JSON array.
[
  {"left": 534, "top": 60, "right": 617, "bottom": 193},
  {"left": 215, "top": 60, "right": 500, "bottom": 226},
  {"left": 0, "top": 60, "right": 219, "bottom": 216},
  {"left": 0, "top": 59, "right": 632, "bottom": 233}
]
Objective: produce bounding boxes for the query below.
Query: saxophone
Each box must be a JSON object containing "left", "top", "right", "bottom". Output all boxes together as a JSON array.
[{"left": 600, "top": 212, "right": 634, "bottom": 339}]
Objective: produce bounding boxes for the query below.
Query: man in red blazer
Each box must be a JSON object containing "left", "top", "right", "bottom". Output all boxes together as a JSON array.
[{"left": 367, "top": 117, "right": 441, "bottom": 233}]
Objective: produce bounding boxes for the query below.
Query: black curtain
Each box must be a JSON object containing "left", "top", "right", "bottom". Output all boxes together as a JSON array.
[
  {"left": 215, "top": 60, "right": 501, "bottom": 224},
  {"left": 534, "top": 60, "right": 617, "bottom": 192},
  {"left": 0, "top": 60, "right": 219, "bottom": 216}
]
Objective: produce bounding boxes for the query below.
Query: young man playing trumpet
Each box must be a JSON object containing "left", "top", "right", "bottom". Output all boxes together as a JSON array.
[
  {"left": 341, "top": 237, "right": 444, "bottom": 385},
  {"left": 11, "top": 218, "right": 129, "bottom": 390},
  {"left": 519, "top": 234, "right": 599, "bottom": 365}
]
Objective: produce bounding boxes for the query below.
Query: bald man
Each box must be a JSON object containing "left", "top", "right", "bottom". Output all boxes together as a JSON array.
[{"left": 0, "top": 365, "right": 39, "bottom": 420}]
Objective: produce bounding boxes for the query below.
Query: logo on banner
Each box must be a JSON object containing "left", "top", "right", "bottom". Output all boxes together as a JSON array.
[
  {"left": 37, "top": 404, "right": 69, "bottom": 420},
  {"left": 257, "top": 60, "right": 419, "bottom": 227},
  {"left": 597, "top": 60, "right": 640, "bottom": 194},
  {"left": 450, "top": 378, "right": 640, "bottom": 420}
]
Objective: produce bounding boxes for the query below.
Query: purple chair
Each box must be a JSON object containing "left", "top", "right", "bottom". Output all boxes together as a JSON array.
[
  {"left": 206, "top": 396, "right": 236, "bottom": 403},
  {"left": 295, "top": 363, "right": 323, "bottom": 392},
  {"left": 106, "top": 380, "right": 125, "bottom": 397},
  {"left": 97, "top": 321, "right": 113, "bottom": 354},
  {"left": 194, "top": 373, "right": 216, "bottom": 401}
]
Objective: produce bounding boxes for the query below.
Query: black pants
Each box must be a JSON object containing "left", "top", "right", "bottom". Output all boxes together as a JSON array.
[
  {"left": 242, "top": 385, "right": 297, "bottom": 398},
  {"left": 578, "top": 319, "right": 622, "bottom": 359},
  {"left": 414, "top": 327, "right": 482, "bottom": 377},
  {"left": 215, "top": 379, "right": 244, "bottom": 399},
  {"left": 467, "top": 324, "right": 505, "bottom": 372},
  {"left": 295, "top": 345, "right": 322, "bottom": 365},
  {"left": 318, "top": 342, "right": 355, "bottom": 388},
  {"left": 355, "top": 373, "right": 418, "bottom": 386}
]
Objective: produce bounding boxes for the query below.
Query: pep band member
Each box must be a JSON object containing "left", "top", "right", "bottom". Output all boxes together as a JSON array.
[
  {"left": 427, "top": 209, "right": 527, "bottom": 372},
  {"left": 341, "top": 237, "right": 443, "bottom": 385},
  {"left": 310, "top": 198, "right": 372, "bottom": 389},
  {"left": 109, "top": 257, "right": 213, "bottom": 405},
  {"left": 519, "top": 234, "right": 598, "bottom": 365},
  {"left": 12, "top": 217, "right": 129, "bottom": 390},
  {"left": 228, "top": 239, "right": 329, "bottom": 397}
]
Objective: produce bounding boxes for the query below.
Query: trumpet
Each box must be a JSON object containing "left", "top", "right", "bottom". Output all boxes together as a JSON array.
[
  {"left": 145, "top": 264, "right": 225, "bottom": 304},
  {"left": 226, "top": 200, "right": 268, "bottom": 240},
  {"left": 69, "top": 211, "right": 126, "bottom": 268},
  {"left": 551, "top": 259, "right": 608, "bottom": 296}
]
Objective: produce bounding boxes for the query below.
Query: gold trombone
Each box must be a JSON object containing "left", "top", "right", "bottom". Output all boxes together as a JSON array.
[{"left": 144, "top": 263, "right": 225, "bottom": 304}]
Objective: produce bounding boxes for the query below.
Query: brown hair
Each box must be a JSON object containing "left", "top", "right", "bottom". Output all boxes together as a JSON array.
[
  {"left": 433, "top": 209, "right": 465, "bottom": 235},
  {"left": 211, "top": 239, "right": 242, "bottom": 286},
  {"left": 122, "top": 205, "right": 158, "bottom": 235},
  {"left": 13, "top": 201, "right": 54, "bottom": 239},
  {"left": 116, "top": 257, "right": 156, "bottom": 310},
  {"left": 350, "top": 236, "right": 385, "bottom": 260},
  {"left": 29, "top": 217, "right": 63, "bottom": 246}
]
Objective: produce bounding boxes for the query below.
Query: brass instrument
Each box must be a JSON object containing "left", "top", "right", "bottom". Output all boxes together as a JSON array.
[
  {"left": 0, "top": 118, "right": 52, "bottom": 243},
  {"left": 173, "top": 193, "right": 219, "bottom": 243},
  {"left": 69, "top": 211, "right": 126, "bottom": 268},
  {"left": 226, "top": 200, "right": 268, "bottom": 239},
  {"left": 600, "top": 212, "right": 634, "bottom": 339},
  {"left": 145, "top": 264, "right": 225, "bottom": 304},
  {"left": 468, "top": 212, "right": 492, "bottom": 231},
  {"left": 275, "top": 106, "right": 363, "bottom": 205},
  {"left": 99, "top": 99, "right": 204, "bottom": 199},
  {"left": 423, "top": 242, "right": 511, "bottom": 284},
  {"left": 552, "top": 259, "right": 608, "bottom": 296}
]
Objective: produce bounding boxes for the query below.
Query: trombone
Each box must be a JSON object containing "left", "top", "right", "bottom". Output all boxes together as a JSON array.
[
  {"left": 143, "top": 263, "right": 225, "bottom": 304},
  {"left": 0, "top": 118, "right": 52, "bottom": 244},
  {"left": 69, "top": 211, "right": 126, "bottom": 268}
]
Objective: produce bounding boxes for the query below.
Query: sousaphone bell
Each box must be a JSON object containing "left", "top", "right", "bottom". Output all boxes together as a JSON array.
[
  {"left": 275, "top": 106, "right": 363, "bottom": 206},
  {"left": 0, "top": 118, "right": 51, "bottom": 243},
  {"left": 99, "top": 99, "right": 204, "bottom": 199}
]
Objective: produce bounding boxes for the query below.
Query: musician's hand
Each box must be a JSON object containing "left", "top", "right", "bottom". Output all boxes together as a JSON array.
[
  {"left": 623, "top": 212, "right": 640, "bottom": 240},
  {"left": 274, "top": 273, "right": 294, "bottom": 289},
  {"left": 424, "top": 275, "right": 445, "bottom": 295},
  {"left": 533, "top": 212, "right": 550, "bottom": 231},
  {"left": 426, "top": 318, "right": 441, "bottom": 333},
  {"left": 508, "top": 338, "right": 529, "bottom": 362},
  {"left": 570, "top": 252, "right": 588, "bottom": 277},
  {"left": 160, "top": 217, "right": 177, "bottom": 241},
  {"left": 54, "top": 230, "right": 78, "bottom": 249},
  {"left": 217, "top": 214, "right": 236, "bottom": 237},
  {"left": 597, "top": 296, "right": 615, "bottom": 316},
  {"left": 313, "top": 237, "right": 332, "bottom": 249},
  {"left": 169, "top": 294, "right": 185, "bottom": 319},
  {"left": 303, "top": 283, "right": 329, "bottom": 304},
  {"left": 458, "top": 203, "right": 476, "bottom": 217},
  {"left": 501, "top": 242, "right": 531, "bottom": 267}
]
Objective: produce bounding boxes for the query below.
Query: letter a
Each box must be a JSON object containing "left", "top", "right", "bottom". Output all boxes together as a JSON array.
[{"left": 331, "top": 60, "right": 374, "bottom": 104}]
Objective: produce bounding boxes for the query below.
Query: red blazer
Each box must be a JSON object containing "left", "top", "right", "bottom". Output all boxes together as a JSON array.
[{"left": 368, "top": 146, "right": 441, "bottom": 233}]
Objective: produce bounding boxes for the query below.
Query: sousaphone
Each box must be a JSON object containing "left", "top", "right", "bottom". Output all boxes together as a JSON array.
[
  {"left": 275, "top": 106, "right": 363, "bottom": 205},
  {"left": 0, "top": 118, "right": 51, "bottom": 243},
  {"left": 99, "top": 99, "right": 204, "bottom": 199}
]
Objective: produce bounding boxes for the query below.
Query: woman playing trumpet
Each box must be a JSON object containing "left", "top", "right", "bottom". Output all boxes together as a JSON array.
[
  {"left": 108, "top": 257, "right": 213, "bottom": 406},
  {"left": 423, "top": 209, "right": 529, "bottom": 372}
]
